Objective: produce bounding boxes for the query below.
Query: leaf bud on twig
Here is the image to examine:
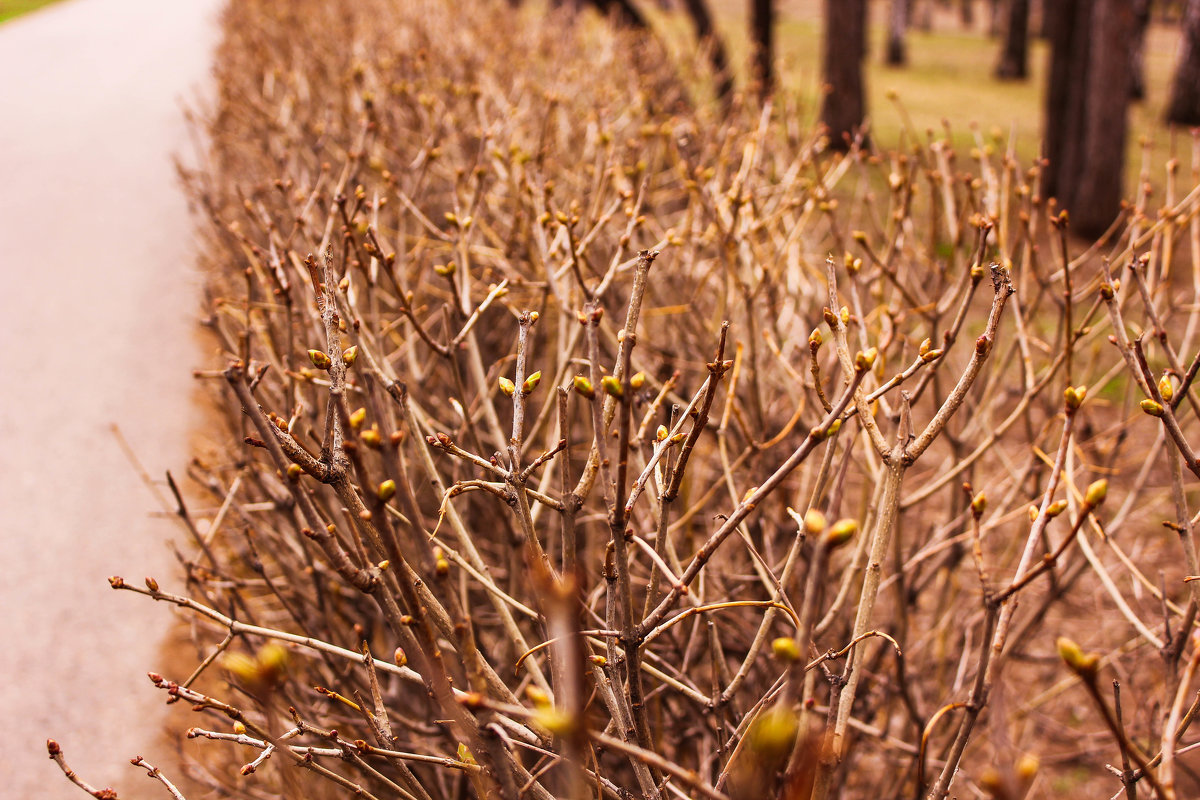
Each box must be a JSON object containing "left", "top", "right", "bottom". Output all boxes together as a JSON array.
[
  {"left": 573, "top": 375, "right": 594, "bottom": 398},
  {"left": 1064, "top": 385, "right": 1087, "bottom": 411},
  {"left": 498, "top": 377, "right": 516, "bottom": 397},
  {"left": 656, "top": 425, "right": 669, "bottom": 442},
  {"left": 771, "top": 637, "right": 802, "bottom": 662},
  {"left": 1140, "top": 399, "right": 1165, "bottom": 417},
  {"left": 377, "top": 480, "right": 396, "bottom": 502},
  {"left": 308, "top": 349, "right": 332, "bottom": 370},
  {"left": 521, "top": 371, "right": 542, "bottom": 394},
  {"left": 971, "top": 492, "right": 987, "bottom": 517},
  {"left": 825, "top": 518, "right": 858, "bottom": 548},
  {"left": 809, "top": 328, "right": 822, "bottom": 349},
  {"left": 804, "top": 509, "right": 827, "bottom": 536},
  {"left": 286, "top": 463, "right": 303, "bottom": 482},
  {"left": 1159, "top": 374, "right": 1175, "bottom": 402},
  {"left": 1084, "top": 479, "right": 1108, "bottom": 508},
  {"left": 1056, "top": 636, "right": 1100, "bottom": 679},
  {"left": 349, "top": 407, "right": 367, "bottom": 430},
  {"left": 630, "top": 371, "right": 646, "bottom": 390},
  {"left": 1045, "top": 500, "right": 1068, "bottom": 518},
  {"left": 601, "top": 375, "right": 623, "bottom": 398},
  {"left": 341, "top": 345, "right": 358, "bottom": 367},
  {"left": 855, "top": 347, "right": 878, "bottom": 371},
  {"left": 361, "top": 428, "right": 382, "bottom": 448}
]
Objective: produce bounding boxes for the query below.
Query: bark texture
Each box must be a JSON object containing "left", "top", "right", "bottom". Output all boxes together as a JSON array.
[
  {"left": 821, "top": 0, "right": 867, "bottom": 149},
  {"left": 1043, "top": 0, "right": 1133, "bottom": 238},
  {"left": 751, "top": 0, "right": 774, "bottom": 96},
  {"left": 1167, "top": 0, "right": 1200, "bottom": 124},
  {"left": 887, "top": 0, "right": 908, "bottom": 66},
  {"left": 994, "top": 0, "right": 1030, "bottom": 79}
]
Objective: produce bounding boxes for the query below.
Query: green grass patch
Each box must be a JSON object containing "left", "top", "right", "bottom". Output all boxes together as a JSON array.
[{"left": 0, "top": 0, "right": 66, "bottom": 24}]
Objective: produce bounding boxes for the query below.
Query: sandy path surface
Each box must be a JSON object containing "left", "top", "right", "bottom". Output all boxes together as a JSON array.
[{"left": 0, "top": 0, "right": 223, "bottom": 796}]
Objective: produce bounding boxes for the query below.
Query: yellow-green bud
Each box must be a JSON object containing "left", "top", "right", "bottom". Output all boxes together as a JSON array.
[
  {"left": 361, "top": 428, "right": 382, "bottom": 448},
  {"left": 971, "top": 492, "right": 987, "bottom": 516},
  {"left": 921, "top": 349, "right": 943, "bottom": 363},
  {"left": 804, "top": 509, "right": 827, "bottom": 536},
  {"left": 656, "top": 425, "right": 669, "bottom": 442},
  {"left": 918, "top": 338, "right": 932, "bottom": 356},
  {"left": 1056, "top": 636, "right": 1100, "bottom": 678},
  {"left": 1064, "top": 385, "right": 1086, "bottom": 411},
  {"left": 1159, "top": 375, "right": 1175, "bottom": 403},
  {"left": 771, "top": 637, "right": 801, "bottom": 662},
  {"left": 522, "top": 371, "right": 542, "bottom": 394},
  {"left": 308, "top": 349, "right": 332, "bottom": 370},
  {"left": 630, "top": 371, "right": 646, "bottom": 390},
  {"left": 349, "top": 407, "right": 367, "bottom": 430},
  {"left": 573, "top": 375, "right": 595, "bottom": 398},
  {"left": 498, "top": 377, "right": 516, "bottom": 397},
  {"left": 1084, "top": 479, "right": 1108, "bottom": 508},
  {"left": 1046, "top": 499, "right": 1068, "bottom": 518},
  {"left": 809, "top": 328, "right": 823, "bottom": 348},
  {"left": 1141, "top": 399, "right": 1165, "bottom": 417},
  {"left": 342, "top": 345, "right": 358, "bottom": 367},
  {"left": 377, "top": 480, "right": 396, "bottom": 502},
  {"left": 601, "top": 375, "right": 623, "bottom": 398},
  {"left": 286, "top": 463, "right": 303, "bottom": 482},
  {"left": 855, "top": 347, "right": 878, "bottom": 371},
  {"left": 825, "top": 519, "right": 858, "bottom": 548}
]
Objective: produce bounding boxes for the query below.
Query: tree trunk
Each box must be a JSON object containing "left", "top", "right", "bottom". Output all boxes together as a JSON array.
[
  {"left": 587, "top": 0, "right": 649, "bottom": 27},
  {"left": 961, "top": 0, "right": 976, "bottom": 27},
  {"left": 682, "top": 0, "right": 735, "bottom": 101},
  {"left": 751, "top": 0, "right": 775, "bottom": 96},
  {"left": 1129, "top": 0, "right": 1150, "bottom": 100},
  {"left": 887, "top": 0, "right": 909, "bottom": 65},
  {"left": 995, "top": 0, "right": 1031, "bottom": 79},
  {"left": 1044, "top": 0, "right": 1133, "bottom": 237},
  {"left": 1167, "top": 0, "right": 1200, "bottom": 124},
  {"left": 821, "top": 0, "right": 867, "bottom": 149}
]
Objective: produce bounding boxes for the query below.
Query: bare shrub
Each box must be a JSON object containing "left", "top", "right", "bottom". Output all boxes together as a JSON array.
[{"left": 58, "top": 0, "right": 1200, "bottom": 797}]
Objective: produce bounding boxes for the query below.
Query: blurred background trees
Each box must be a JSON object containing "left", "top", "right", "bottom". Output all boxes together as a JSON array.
[{"left": 537, "top": 0, "right": 1199, "bottom": 246}]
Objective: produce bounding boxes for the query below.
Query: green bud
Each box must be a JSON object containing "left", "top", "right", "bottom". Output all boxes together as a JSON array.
[
  {"left": 1084, "top": 479, "right": 1108, "bottom": 508},
  {"left": 521, "top": 371, "right": 542, "bottom": 395},
  {"left": 573, "top": 375, "right": 595, "bottom": 398},
  {"left": 377, "top": 480, "right": 396, "bottom": 502},
  {"left": 771, "top": 637, "right": 801, "bottom": 662},
  {"left": 308, "top": 349, "right": 332, "bottom": 370},
  {"left": 601, "top": 375, "right": 623, "bottom": 398},
  {"left": 498, "top": 377, "right": 516, "bottom": 397},
  {"left": 825, "top": 518, "right": 858, "bottom": 548},
  {"left": 1140, "top": 399, "right": 1165, "bottom": 417}
]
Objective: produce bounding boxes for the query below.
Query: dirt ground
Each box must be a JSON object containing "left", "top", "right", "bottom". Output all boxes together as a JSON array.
[{"left": 0, "top": 0, "right": 223, "bottom": 796}]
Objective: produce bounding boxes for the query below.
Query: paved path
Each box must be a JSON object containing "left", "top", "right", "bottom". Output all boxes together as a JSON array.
[{"left": 0, "top": 1, "right": 222, "bottom": 795}]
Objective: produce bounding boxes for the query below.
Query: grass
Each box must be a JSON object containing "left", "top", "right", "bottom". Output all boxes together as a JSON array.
[
  {"left": 0, "top": 0, "right": 67, "bottom": 24},
  {"left": 660, "top": 0, "right": 1195, "bottom": 193}
]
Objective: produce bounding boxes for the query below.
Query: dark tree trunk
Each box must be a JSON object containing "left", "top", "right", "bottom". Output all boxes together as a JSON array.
[
  {"left": 682, "top": 0, "right": 735, "bottom": 101},
  {"left": 751, "top": 0, "right": 775, "bottom": 96},
  {"left": 587, "top": 0, "right": 649, "bottom": 27},
  {"left": 1129, "top": 0, "right": 1150, "bottom": 99},
  {"left": 1167, "top": 0, "right": 1200, "bottom": 124},
  {"left": 1044, "top": 0, "right": 1133, "bottom": 237},
  {"left": 887, "top": 0, "right": 909, "bottom": 65},
  {"left": 961, "top": 0, "right": 976, "bottom": 27},
  {"left": 995, "top": 0, "right": 1031, "bottom": 79},
  {"left": 821, "top": 0, "right": 867, "bottom": 149}
]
